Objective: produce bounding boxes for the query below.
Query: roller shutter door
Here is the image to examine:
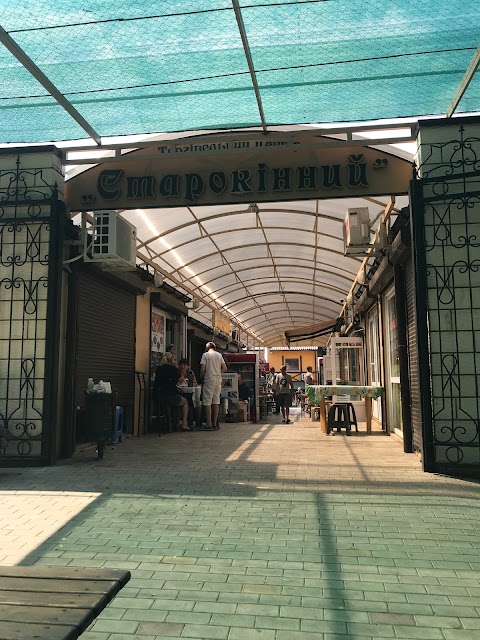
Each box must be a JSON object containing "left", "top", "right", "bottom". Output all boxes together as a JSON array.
[
  {"left": 75, "top": 269, "right": 136, "bottom": 410},
  {"left": 405, "top": 256, "right": 422, "bottom": 453}
]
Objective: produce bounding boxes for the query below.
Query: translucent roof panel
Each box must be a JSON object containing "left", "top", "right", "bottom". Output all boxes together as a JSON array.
[
  {"left": 0, "top": 0, "right": 479, "bottom": 143},
  {"left": 117, "top": 193, "right": 402, "bottom": 345}
]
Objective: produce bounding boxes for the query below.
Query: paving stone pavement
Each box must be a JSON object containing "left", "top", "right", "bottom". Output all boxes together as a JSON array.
[{"left": 1, "top": 410, "right": 480, "bottom": 640}]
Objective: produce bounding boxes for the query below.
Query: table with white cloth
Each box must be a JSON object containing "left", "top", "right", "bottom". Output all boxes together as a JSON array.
[{"left": 305, "top": 385, "right": 384, "bottom": 434}]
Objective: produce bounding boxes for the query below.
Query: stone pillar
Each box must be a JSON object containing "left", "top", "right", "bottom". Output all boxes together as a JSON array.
[
  {"left": 413, "top": 118, "right": 480, "bottom": 474},
  {"left": 0, "top": 148, "right": 65, "bottom": 464}
]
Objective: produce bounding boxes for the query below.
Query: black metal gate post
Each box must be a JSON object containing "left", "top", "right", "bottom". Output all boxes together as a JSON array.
[
  {"left": 411, "top": 120, "right": 480, "bottom": 476},
  {"left": 0, "top": 150, "right": 65, "bottom": 465}
]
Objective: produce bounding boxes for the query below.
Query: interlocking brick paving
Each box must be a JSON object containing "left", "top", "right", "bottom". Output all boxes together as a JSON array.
[{"left": 1, "top": 411, "right": 480, "bottom": 639}]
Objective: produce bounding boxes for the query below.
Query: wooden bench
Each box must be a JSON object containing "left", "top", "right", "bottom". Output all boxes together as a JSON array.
[{"left": 0, "top": 566, "right": 130, "bottom": 640}]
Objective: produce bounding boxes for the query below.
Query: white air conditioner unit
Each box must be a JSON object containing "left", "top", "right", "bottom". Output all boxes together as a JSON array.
[
  {"left": 90, "top": 211, "right": 137, "bottom": 269},
  {"left": 343, "top": 207, "right": 371, "bottom": 255}
]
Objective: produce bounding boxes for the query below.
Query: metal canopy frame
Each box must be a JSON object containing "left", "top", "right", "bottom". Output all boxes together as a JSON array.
[
  {"left": 0, "top": 2, "right": 479, "bottom": 146},
  {"left": 447, "top": 44, "right": 480, "bottom": 117}
]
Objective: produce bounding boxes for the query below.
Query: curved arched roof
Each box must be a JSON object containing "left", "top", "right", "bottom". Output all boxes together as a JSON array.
[{"left": 117, "top": 192, "right": 408, "bottom": 345}]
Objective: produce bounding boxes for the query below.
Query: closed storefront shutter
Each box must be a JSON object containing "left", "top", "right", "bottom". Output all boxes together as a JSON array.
[
  {"left": 75, "top": 269, "right": 136, "bottom": 414},
  {"left": 405, "top": 256, "right": 422, "bottom": 453}
]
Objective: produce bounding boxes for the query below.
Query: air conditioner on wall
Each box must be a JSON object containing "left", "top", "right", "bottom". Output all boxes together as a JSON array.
[
  {"left": 89, "top": 211, "right": 137, "bottom": 269},
  {"left": 343, "top": 207, "right": 370, "bottom": 254}
]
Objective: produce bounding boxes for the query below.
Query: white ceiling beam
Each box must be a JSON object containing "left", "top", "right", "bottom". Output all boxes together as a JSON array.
[
  {"left": 66, "top": 135, "right": 414, "bottom": 164},
  {"left": 62, "top": 123, "right": 416, "bottom": 153},
  {"left": 0, "top": 25, "right": 101, "bottom": 145}
]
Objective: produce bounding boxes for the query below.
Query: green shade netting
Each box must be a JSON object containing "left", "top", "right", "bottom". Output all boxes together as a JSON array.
[{"left": 0, "top": 0, "right": 478, "bottom": 143}]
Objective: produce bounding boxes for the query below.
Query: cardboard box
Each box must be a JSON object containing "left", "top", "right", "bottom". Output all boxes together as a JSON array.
[{"left": 238, "top": 401, "right": 248, "bottom": 422}]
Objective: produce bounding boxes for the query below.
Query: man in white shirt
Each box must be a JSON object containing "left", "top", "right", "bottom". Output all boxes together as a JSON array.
[{"left": 200, "top": 342, "right": 227, "bottom": 430}]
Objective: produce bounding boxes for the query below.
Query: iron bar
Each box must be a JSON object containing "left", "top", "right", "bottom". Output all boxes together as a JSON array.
[{"left": 0, "top": 25, "right": 101, "bottom": 144}]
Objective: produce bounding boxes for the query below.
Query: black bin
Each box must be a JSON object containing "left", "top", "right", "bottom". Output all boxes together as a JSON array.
[{"left": 85, "top": 392, "right": 115, "bottom": 458}]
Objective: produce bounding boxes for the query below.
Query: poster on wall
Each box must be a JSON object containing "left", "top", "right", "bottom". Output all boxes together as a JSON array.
[
  {"left": 221, "top": 372, "right": 239, "bottom": 405},
  {"left": 285, "top": 358, "right": 299, "bottom": 371},
  {"left": 151, "top": 308, "right": 165, "bottom": 353}
]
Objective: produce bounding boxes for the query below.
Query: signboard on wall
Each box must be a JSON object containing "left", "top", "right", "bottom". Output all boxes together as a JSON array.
[
  {"left": 213, "top": 310, "right": 231, "bottom": 336},
  {"left": 221, "top": 372, "right": 239, "bottom": 406},
  {"left": 151, "top": 308, "right": 165, "bottom": 353},
  {"left": 65, "top": 132, "right": 413, "bottom": 211}
]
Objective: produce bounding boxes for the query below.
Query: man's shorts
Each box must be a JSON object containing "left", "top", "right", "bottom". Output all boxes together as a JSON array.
[
  {"left": 202, "top": 376, "right": 222, "bottom": 405},
  {"left": 276, "top": 393, "right": 291, "bottom": 408}
]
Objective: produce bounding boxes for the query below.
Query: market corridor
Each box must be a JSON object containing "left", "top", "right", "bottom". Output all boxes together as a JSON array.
[{"left": 1, "top": 413, "right": 480, "bottom": 640}]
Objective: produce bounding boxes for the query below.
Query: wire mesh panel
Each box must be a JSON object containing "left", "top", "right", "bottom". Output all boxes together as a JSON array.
[
  {"left": 0, "top": 1, "right": 479, "bottom": 142},
  {"left": 413, "top": 122, "right": 480, "bottom": 473}
]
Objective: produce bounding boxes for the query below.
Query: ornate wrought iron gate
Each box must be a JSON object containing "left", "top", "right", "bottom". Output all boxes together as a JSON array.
[
  {"left": 411, "top": 125, "right": 480, "bottom": 474},
  {"left": 0, "top": 155, "right": 64, "bottom": 464}
]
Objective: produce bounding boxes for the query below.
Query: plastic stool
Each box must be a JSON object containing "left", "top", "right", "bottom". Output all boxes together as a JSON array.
[{"left": 327, "top": 402, "right": 357, "bottom": 435}]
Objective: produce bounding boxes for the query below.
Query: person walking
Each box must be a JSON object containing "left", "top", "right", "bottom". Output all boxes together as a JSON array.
[
  {"left": 303, "top": 365, "right": 315, "bottom": 416},
  {"left": 267, "top": 366, "right": 281, "bottom": 415},
  {"left": 200, "top": 342, "right": 227, "bottom": 430},
  {"left": 274, "top": 365, "right": 295, "bottom": 424}
]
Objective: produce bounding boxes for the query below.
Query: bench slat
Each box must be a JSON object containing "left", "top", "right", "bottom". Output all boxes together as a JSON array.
[
  {"left": 0, "top": 620, "right": 78, "bottom": 640},
  {"left": 0, "top": 577, "right": 119, "bottom": 594},
  {"left": 0, "top": 589, "right": 108, "bottom": 611},
  {"left": 0, "top": 604, "right": 92, "bottom": 627},
  {"left": 0, "top": 567, "right": 129, "bottom": 584}
]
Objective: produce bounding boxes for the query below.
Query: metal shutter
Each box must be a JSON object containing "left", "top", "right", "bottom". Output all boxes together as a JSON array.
[
  {"left": 75, "top": 269, "right": 136, "bottom": 410},
  {"left": 405, "top": 256, "right": 422, "bottom": 453}
]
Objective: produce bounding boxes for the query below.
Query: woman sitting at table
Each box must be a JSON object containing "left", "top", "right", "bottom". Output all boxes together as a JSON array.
[
  {"left": 154, "top": 352, "right": 190, "bottom": 431},
  {"left": 178, "top": 358, "right": 198, "bottom": 429}
]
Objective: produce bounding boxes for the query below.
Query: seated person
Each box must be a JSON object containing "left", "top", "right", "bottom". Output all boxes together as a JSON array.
[
  {"left": 238, "top": 374, "right": 250, "bottom": 402},
  {"left": 154, "top": 352, "right": 189, "bottom": 431},
  {"left": 178, "top": 358, "right": 198, "bottom": 429}
]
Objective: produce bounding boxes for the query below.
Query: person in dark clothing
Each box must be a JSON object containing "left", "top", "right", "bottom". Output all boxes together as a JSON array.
[
  {"left": 154, "top": 352, "right": 189, "bottom": 430},
  {"left": 238, "top": 374, "right": 250, "bottom": 401},
  {"left": 237, "top": 374, "right": 251, "bottom": 419}
]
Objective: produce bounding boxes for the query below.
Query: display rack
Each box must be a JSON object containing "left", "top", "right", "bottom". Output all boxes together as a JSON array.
[{"left": 224, "top": 353, "right": 260, "bottom": 422}]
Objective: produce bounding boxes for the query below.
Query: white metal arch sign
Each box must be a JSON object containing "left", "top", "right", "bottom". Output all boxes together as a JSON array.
[{"left": 65, "top": 133, "right": 413, "bottom": 210}]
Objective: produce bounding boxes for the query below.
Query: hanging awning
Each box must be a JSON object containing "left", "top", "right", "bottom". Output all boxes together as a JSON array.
[
  {"left": 0, "top": 1, "right": 479, "bottom": 144},
  {"left": 285, "top": 318, "right": 343, "bottom": 345}
]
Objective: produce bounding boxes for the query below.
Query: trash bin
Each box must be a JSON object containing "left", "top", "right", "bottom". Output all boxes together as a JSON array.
[{"left": 85, "top": 392, "right": 115, "bottom": 459}]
